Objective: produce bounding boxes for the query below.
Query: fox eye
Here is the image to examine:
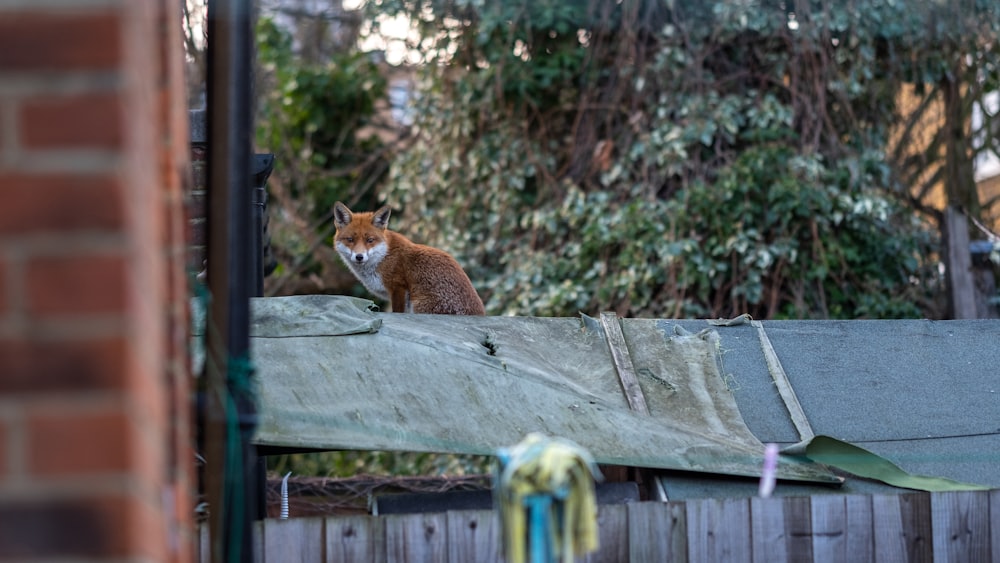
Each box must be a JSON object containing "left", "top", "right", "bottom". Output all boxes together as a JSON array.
[
  {"left": 366, "top": 236, "right": 375, "bottom": 244},
  {"left": 344, "top": 236, "right": 354, "bottom": 243}
]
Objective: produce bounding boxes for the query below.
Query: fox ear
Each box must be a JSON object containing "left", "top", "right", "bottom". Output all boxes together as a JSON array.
[
  {"left": 372, "top": 206, "right": 391, "bottom": 230},
  {"left": 333, "top": 202, "right": 352, "bottom": 228}
]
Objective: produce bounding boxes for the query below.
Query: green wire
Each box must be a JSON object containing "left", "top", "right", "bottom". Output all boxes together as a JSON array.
[
  {"left": 225, "top": 354, "right": 255, "bottom": 563},
  {"left": 193, "top": 274, "right": 259, "bottom": 562}
]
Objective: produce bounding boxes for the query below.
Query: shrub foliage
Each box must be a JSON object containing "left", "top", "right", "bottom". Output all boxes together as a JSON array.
[{"left": 370, "top": 0, "right": 1000, "bottom": 319}]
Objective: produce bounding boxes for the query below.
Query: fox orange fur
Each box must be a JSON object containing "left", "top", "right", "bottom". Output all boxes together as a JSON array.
[{"left": 332, "top": 202, "right": 485, "bottom": 315}]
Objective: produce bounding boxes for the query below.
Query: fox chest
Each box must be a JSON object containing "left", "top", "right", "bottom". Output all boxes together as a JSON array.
[
  {"left": 350, "top": 262, "right": 390, "bottom": 299},
  {"left": 336, "top": 241, "right": 390, "bottom": 298}
]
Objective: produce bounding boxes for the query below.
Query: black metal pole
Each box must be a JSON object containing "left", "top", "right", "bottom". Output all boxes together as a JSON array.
[
  {"left": 206, "top": 0, "right": 256, "bottom": 561},
  {"left": 250, "top": 154, "right": 274, "bottom": 298},
  {"left": 251, "top": 153, "right": 274, "bottom": 522}
]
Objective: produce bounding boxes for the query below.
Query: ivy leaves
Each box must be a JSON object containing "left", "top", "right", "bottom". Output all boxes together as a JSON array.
[{"left": 370, "top": 1, "right": 999, "bottom": 318}]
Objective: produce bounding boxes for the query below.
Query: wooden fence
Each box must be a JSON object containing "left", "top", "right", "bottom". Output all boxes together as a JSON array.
[{"left": 199, "top": 490, "right": 1000, "bottom": 562}]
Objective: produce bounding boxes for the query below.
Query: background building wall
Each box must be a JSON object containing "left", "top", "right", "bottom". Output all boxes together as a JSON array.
[{"left": 0, "top": 1, "right": 193, "bottom": 561}]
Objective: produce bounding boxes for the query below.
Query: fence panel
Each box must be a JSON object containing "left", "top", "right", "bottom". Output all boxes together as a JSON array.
[
  {"left": 931, "top": 491, "right": 991, "bottom": 563},
  {"left": 263, "top": 518, "right": 324, "bottom": 562},
  {"left": 195, "top": 490, "right": 999, "bottom": 563},
  {"left": 384, "top": 512, "right": 447, "bottom": 563},
  {"left": 750, "top": 497, "right": 791, "bottom": 563},
  {"left": 445, "top": 509, "right": 502, "bottom": 563},
  {"left": 809, "top": 494, "right": 847, "bottom": 563},
  {"left": 582, "top": 504, "right": 629, "bottom": 563},
  {"left": 625, "top": 501, "right": 686, "bottom": 563},
  {"left": 325, "top": 515, "right": 381, "bottom": 563},
  {"left": 992, "top": 490, "right": 1000, "bottom": 561},
  {"left": 844, "top": 494, "right": 875, "bottom": 561},
  {"left": 872, "top": 493, "right": 933, "bottom": 562},
  {"left": 687, "top": 497, "right": 752, "bottom": 563}
]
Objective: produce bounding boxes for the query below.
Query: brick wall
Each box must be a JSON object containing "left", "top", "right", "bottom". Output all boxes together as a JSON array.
[
  {"left": 0, "top": 2, "right": 193, "bottom": 562},
  {"left": 189, "top": 110, "right": 207, "bottom": 273}
]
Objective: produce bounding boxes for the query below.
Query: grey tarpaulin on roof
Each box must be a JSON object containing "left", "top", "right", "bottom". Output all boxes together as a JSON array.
[{"left": 240, "top": 295, "right": 840, "bottom": 484}]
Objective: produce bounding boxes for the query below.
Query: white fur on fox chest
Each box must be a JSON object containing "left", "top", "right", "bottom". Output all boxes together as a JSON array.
[{"left": 336, "top": 240, "right": 392, "bottom": 300}]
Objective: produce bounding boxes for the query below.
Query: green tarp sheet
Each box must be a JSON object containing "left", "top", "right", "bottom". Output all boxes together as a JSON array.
[{"left": 229, "top": 295, "right": 840, "bottom": 484}]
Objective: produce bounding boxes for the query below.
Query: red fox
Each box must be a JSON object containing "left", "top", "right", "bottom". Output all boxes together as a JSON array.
[{"left": 332, "top": 202, "right": 486, "bottom": 315}]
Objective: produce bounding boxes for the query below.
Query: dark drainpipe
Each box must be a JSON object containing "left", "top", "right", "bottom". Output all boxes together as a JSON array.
[{"left": 205, "top": 0, "right": 256, "bottom": 561}]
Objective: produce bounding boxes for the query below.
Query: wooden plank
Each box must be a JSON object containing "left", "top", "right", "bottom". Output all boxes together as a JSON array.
[
  {"left": 871, "top": 494, "right": 907, "bottom": 561},
  {"left": 666, "top": 502, "right": 688, "bottom": 563},
  {"left": 686, "top": 498, "right": 709, "bottom": 562},
  {"left": 844, "top": 494, "right": 874, "bottom": 562},
  {"left": 872, "top": 493, "right": 933, "bottom": 562},
  {"left": 445, "top": 509, "right": 502, "bottom": 563},
  {"left": 384, "top": 512, "right": 447, "bottom": 563},
  {"left": 687, "top": 497, "right": 751, "bottom": 563},
  {"left": 783, "top": 496, "right": 813, "bottom": 561},
  {"left": 263, "top": 518, "right": 324, "bottom": 562},
  {"left": 753, "top": 320, "right": 814, "bottom": 442},
  {"left": 254, "top": 520, "right": 264, "bottom": 563},
  {"left": 585, "top": 504, "right": 628, "bottom": 563},
  {"left": 750, "top": 496, "right": 812, "bottom": 562},
  {"left": 718, "top": 497, "right": 752, "bottom": 563},
  {"left": 200, "top": 491, "right": 1000, "bottom": 563},
  {"left": 931, "top": 491, "right": 990, "bottom": 563},
  {"left": 991, "top": 490, "right": 1000, "bottom": 562},
  {"left": 326, "top": 515, "right": 379, "bottom": 563},
  {"left": 197, "top": 521, "right": 262, "bottom": 563},
  {"left": 374, "top": 513, "right": 387, "bottom": 563},
  {"left": 600, "top": 312, "right": 649, "bottom": 414},
  {"left": 811, "top": 495, "right": 847, "bottom": 563},
  {"left": 944, "top": 205, "right": 977, "bottom": 318},
  {"left": 750, "top": 497, "right": 787, "bottom": 563},
  {"left": 626, "top": 501, "right": 686, "bottom": 562},
  {"left": 199, "top": 522, "right": 210, "bottom": 563},
  {"left": 900, "top": 492, "right": 934, "bottom": 562}
]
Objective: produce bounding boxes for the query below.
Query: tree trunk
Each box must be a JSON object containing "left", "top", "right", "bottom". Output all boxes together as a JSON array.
[{"left": 940, "top": 68, "right": 980, "bottom": 318}]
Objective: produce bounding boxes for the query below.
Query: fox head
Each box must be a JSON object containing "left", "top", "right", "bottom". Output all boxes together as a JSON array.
[{"left": 332, "top": 201, "right": 391, "bottom": 267}]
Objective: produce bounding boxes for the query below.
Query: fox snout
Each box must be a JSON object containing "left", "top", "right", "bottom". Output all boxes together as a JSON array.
[
  {"left": 336, "top": 240, "right": 384, "bottom": 267},
  {"left": 338, "top": 244, "right": 369, "bottom": 263}
]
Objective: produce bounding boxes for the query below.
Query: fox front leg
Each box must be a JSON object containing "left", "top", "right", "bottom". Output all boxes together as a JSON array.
[{"left": 390, "top": 287, "right": 409, "bottom": 313}]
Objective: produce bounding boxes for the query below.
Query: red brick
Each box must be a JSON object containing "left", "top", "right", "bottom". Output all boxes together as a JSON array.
[
  {"left": 187, "top": 218, "right": 206, "bottom": 247},
  {"left": 0, "top": 418, "right": 7, "bottom": 479},
  {"left": 0, "top": 12, "right": 121, "bottom": 71},
  {"left": 19, "top": 93, "right": 124, "bottom": 149},
  {"left": 0, "top": 258, "right": 6, "bottom": 315},
  {"left": 0, "top": 174, "right": 124, "bottom": 234},
  {"left": 0, "top": 336, "right": 128, "bottom": 394},
  {"left": 186, "top": 190, "right": 206, "bottom": 222},
  {"left": 123, "top": 347, "right": 169, "bottom": 451},
  {"left": 27, "top": 408, "right": 136, "bottom": 476},
  {"left": 188, "top": 245, "right": 206, "bottom": 273},
  {"left": 0, "top": 496, "right": 137, "bottom": 558},
  {"left": 125, "top": 490, "right": 167, "bottom": 560},
  {"left": 26, "top": 254, "right": 127, "bottom": 316}
]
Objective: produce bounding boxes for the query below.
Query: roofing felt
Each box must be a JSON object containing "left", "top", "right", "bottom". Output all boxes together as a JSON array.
[
  {"left": 681, "top": 317, "right": 1000, "bottom": 499},
  {"left": 242, "top": 296, "right": 838, "bottom": 484},
  {"left": 209, "top": 296, "right": 1000, "bottom": 498}
]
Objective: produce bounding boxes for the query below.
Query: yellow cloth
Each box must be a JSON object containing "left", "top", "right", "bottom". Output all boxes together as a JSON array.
[{"left": 496, "top": 433, "right": 601, "bottom": 563}]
